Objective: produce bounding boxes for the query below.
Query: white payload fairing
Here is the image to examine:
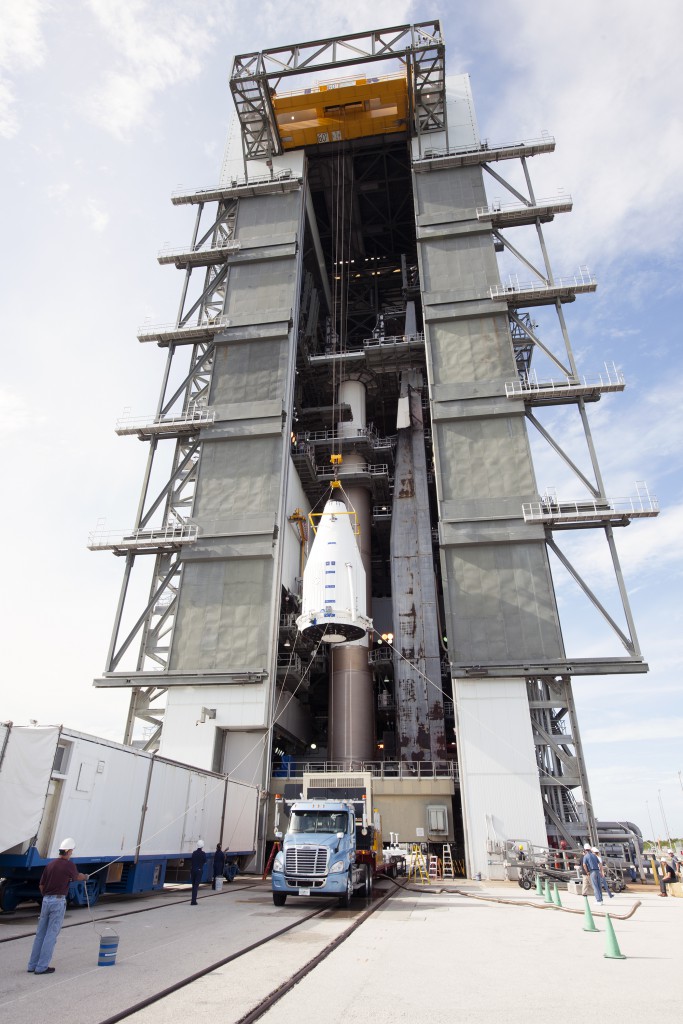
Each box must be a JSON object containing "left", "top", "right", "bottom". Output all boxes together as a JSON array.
[{"left": 296, "top": 497, "right": 372, "bottom": 643}]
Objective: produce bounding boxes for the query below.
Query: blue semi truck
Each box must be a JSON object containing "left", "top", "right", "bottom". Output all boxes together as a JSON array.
[{"left": 271, "top": 798, "right": 387, "bottom": 906}]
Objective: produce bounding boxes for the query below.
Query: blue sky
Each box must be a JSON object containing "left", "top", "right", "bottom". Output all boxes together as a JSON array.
[{"left": 1, "top": 0, "right": 681, "bottom": 838}]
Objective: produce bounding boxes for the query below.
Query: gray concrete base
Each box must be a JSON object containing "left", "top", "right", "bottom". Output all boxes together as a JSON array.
[{"left": 1, "top": 882, "right": 679, "bottom": 1024}]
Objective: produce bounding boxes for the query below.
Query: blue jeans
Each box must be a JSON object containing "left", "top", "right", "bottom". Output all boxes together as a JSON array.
[
  {"left": 598, "top": 873, "right": 612, "bottom": 896},
  {"left": 589, "top": 869, "right": 604, "bottom": 902},
  {"left": 28, "top": 896, "right": 67, "bottom": 972}
]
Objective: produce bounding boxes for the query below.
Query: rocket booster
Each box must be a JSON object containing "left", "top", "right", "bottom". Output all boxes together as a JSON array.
[{"left": 296, "top": 498, "right": 372, "bottom": 643}]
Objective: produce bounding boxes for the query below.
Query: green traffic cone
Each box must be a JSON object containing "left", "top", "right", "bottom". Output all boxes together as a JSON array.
[
  {"left": 604, "top": 914, "right": 626, "bottom": 959},
  {"left": 552, "top": 883, "right": 563, "bottom": 907},
  {"left": 535, "top": 874, "right": 543, "bottom": 895},
  {"left": 544, "top": 879, "right": 553, "bottom": 903},
  {"left": 582, "top": 896, "right": 597, "bottom": 932}
]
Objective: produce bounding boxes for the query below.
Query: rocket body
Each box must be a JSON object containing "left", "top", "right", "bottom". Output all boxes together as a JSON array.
[{"left": 296, "top": 498, "right": 372, "bottom": 644}]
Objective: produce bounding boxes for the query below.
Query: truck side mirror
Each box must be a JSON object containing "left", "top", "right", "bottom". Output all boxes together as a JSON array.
[
  {"left": 336, "top": 832, "right": 344, "bottom": 839},
  {"left": 274, "top": 830, "right": 283, "bottom": 839}
]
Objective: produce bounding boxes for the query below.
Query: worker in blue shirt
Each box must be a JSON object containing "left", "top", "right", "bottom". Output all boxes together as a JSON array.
[
  {"left": 190, "top": 840, "right": 207, "bottom": 905},
  {"left": 582, "top": 845, "right": 606, "bottom": 902}
]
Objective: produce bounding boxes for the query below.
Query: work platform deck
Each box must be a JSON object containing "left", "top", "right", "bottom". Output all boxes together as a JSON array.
[{"left": 1, "top": 880, "right": 678, "bottom": 1024}]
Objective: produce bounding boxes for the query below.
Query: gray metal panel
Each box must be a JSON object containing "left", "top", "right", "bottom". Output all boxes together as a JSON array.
[
  {"left": 415, "top": 160, "right": 564, "bottom": 669},
  {"left": 422, "top": 236, "right": 500, "bottom": 296},
  {"left": 436, "top": 417, "right": 537, "bottom": 501},
  {"left": 428, "top": 317, "right": 514, "bottom": 385},
  {"left": 225, "top": 261, "right": 297, "bottom": 317},
  {"left": 169, "top": 557, "right": 272, "bottom": 671},
  {"left": 235, "top": 190, "right": 303, "bottom": 236},
  {"left": 445, "top": 542, "right": 562, "bottom": 664},
  {"left": 414, "top": 164, "right": 487, "bottom": 221},
  {"left": 169, "top": 186, "right": 306, "bottom": 691},
  {"left": 210, "top": 338, "right": 289, "bottom": 406},
  {"left": 195, "top": 436, "right": 282, "bottom": 516}
]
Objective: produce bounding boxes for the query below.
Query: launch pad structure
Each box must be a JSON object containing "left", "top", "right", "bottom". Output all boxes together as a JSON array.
[{"left": 90, "top": 22, "right": 658, "bottom": 878}]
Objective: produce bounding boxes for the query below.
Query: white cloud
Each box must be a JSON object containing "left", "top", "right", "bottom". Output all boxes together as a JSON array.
[
  {"left": 83, "top": 197, "right": 109, "bottom": 231},
  {"left": 0, "top": 0, "right": 49, "bottom": 138},
  {"left": 0, "top": 386, "right": 32, "bottom": 432},
  {"left": 471, "top": 1, "right": 683, "bottom": 274},
  {"left": 83, "top": 1, "right": 417, "bottom": 140},
  {"left": 84, "top": 0, "right": 223, "bottom": 139},
  {"left": 46, "top": 181, "right": 70, "bottom": 200},
  {"left": 583, "top": 718, "right": 683, "bottom": 744}
]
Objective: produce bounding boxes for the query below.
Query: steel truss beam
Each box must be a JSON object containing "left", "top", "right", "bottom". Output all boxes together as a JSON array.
[
  {"left": 96, "top": 194, "right": 241, "bottom": 742},
  {"left": 230, "top": 22, "right": 446, "bottom": 161},
  {"left": 527, "top": 676, "right": 598, "bottom": 845},
  {"left": 486, "top": 149, "right": 645, "bottom": 672}
]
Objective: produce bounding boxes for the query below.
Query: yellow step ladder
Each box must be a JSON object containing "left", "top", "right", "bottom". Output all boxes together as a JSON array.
[
  {"left": 408, "top": 845, "right": 430, "bottom": 885},
  {"left": 442, "top": 844, "right": 455, "bottom": 880}
]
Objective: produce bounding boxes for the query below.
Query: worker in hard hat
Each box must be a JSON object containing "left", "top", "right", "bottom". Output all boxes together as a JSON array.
[
  {"left": 27, "top": 838, "right": 89, "bottom": 975},
  {"left": 190, "top": 840, "right": 207, "bottom": 905},
  {"left": 658, "top": 855, "right": 677, "bottom": 896},
  {"left": 592, "top": 846, "right": 614, "bottom": 899},
  {"left": 580, "top": 844, "right": 592, "bottom": 896}
]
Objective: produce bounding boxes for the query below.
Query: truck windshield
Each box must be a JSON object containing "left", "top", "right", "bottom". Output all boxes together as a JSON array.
[{"left": 289, "top": 811, "right": 348, "bottom": 834}]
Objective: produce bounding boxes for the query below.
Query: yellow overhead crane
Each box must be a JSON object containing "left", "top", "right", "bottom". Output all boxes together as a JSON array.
[{"left": 272, "top": 72, "right": 409, "bottom": 150}]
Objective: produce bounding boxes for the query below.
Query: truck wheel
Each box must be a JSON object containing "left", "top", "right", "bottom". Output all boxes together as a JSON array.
[
  {"left": 0, "top": 881, "right": 19, "bottom": 913},
  {"left": 363, "top": 865, "right": 373, "bottom": 898},
  {"left": 339, "top": 873, "right": 353, "bottom": 908},
  {"left": 273, "top": 892, "right": 287, "bottom": 906}
]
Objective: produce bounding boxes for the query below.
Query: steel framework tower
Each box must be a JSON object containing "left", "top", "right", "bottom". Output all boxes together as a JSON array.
[{"left": 91, "top": 21, "right": 658, "bottom": 875}]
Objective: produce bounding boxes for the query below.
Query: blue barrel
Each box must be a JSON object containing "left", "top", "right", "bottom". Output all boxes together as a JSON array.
[{"left": 97, "top": 929, "right": 119, "bottom": 967}]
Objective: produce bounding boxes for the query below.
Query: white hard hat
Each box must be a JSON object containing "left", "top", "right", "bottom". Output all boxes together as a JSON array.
[
  {"left": 592, "top": 847, "right": 600, "bottom": 853},
  {"left": 583, "top": 843, "right": 591, "bottom": 850},
  {"left": 59, "top": 837, "right": 76, "bottom": 851},
  {"left": 197, "top": 840, "right": 204, "bottom": 848}
]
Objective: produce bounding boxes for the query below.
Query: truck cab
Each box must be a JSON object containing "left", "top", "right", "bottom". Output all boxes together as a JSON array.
[{"left": 271, "top": 799, "right": 373, "bottom": 907}]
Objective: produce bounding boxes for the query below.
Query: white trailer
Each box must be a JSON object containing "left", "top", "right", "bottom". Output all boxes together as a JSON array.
[{"left": 0, "top": 724, "right": 259, "bottom": 910}]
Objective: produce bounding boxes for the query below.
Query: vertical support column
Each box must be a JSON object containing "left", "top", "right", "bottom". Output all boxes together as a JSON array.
[
  {"left": 391, "top": 369, "right": 445, "bottom": 763},
  {"left": 329, "top": 380, "right": 374, "bottom": 766}
]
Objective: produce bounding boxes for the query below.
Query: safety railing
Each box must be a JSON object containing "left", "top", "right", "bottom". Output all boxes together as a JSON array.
[
  {"left": 368, "top": 646, "right": 393, "bottom": 664},
  {"left": 115, "top": 407, "right": 215, "bottom": 433},
  {"left": 417, "top": 133, "right": 555, "bottom": 161},
  {"left": 476, "top": 194, "right": 572, "bottom": 220},
  {"left": 522, "top": 491, "right": 659, "bottom": 524},
  {"left": 275, "top": 70, "right": 404, "bottom": 98},
  {"left": 505, "top": 364, "right": 625, "bottom": 398},
  {"left": 157, "top": 240, "right": 240, "bottom": 260},
  {"left": 372, "top": 505, "right": 392, "bottom": 520},
  {"left": 363, "top": 332, "right": 425, "bottom": 349},
  {"left": 490, "top": 268, "right": 596, "bottom": 299},
  {"left": 172, "top": 169, "right": 295, "bottom": 199},
  {"left": 317, "top": 462, "right": 389, "bottom": 479},
  {"left": 87, "top": 523, "right": 198, "bottom": 551},
  {"left": 137, "top": 315, "right": 230, "bottom": 339},
  {"left": 271, "top": 760, "right": 458, "bottom": 781},
  {"left": 277, "top": 653, "right": 303, "bottom": 675}
]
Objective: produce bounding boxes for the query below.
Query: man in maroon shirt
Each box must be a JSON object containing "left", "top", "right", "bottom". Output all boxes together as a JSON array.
[{"left": 27, "top": 838, "right": 88, "bottom": 975}]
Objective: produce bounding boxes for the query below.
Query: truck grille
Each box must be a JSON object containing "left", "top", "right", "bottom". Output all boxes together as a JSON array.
[{"left": 285, "top": 846, "right": 328, "bottom": 876}]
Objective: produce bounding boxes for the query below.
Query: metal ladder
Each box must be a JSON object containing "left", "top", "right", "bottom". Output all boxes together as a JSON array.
[
  {"left": 442, "top": 844, "right": 455, "bottom": 880},
  {"left": 408, "top": 845, "right": 431, "bottom": 885},
  {"left": 428, "top": 854, "right": 441, "bottom": 880}
]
